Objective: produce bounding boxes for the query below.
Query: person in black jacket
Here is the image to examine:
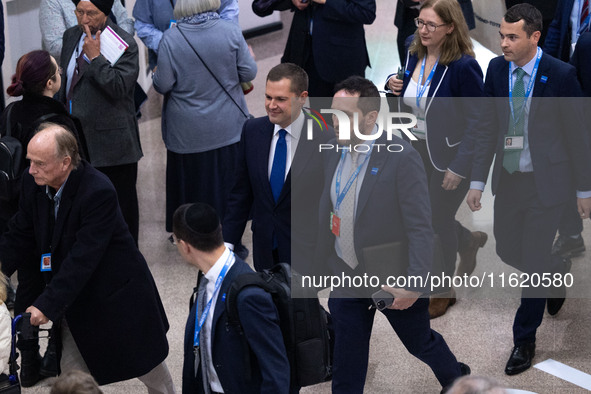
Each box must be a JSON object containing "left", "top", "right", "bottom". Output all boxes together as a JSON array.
[
  {"left": 0, "top": 50, "right": 87, "bottom": 231},
  {"left": 0, "top": 49, "right": 87, "bottom": 387}
]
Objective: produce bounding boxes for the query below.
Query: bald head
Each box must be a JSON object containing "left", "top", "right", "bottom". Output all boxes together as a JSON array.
[{"left": 27, "top": 124, "right": 80, "bottom": 190}]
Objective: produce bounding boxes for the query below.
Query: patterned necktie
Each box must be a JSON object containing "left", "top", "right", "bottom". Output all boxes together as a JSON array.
[
  {"left": 270, "top": 129, "right": 287, "bottom": 203},
  {"left": 581, "top": 0, "right": 590, "bottom": 31},
  {"left": 197, "top": 277, "right": 211, "bottom": 393},
  {"left": 503, "top": 67, "right": 526, "bottom": 174},
  {"left": 66, "top": 51, "right": 88, "bottom": 103},
  {"left": 339, "top": 152, "right": 360, "bottom": 270}
]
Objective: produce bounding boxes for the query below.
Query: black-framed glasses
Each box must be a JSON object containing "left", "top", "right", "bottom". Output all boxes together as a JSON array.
[
  {"left": 75, "top": 9, "right": 101, "bottom": 18},
  {"left": 169, "top": 234, "right": 181, "bottom": 245},
  {"left": 414, "top": 18, "right": 449, "bottom": 32}
]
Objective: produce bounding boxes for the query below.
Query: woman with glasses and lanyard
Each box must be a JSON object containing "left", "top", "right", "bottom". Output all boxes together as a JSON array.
[{"left": 386, "top": 0, "right": 486, "bottom": 319}]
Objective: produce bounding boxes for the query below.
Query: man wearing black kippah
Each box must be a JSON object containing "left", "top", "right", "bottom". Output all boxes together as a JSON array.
[
  {"left": 58, "top": 0, "right": 142, "bottom": 245},
  {"left": 172, "top": 203, "right": 290, "bottom": 393}
]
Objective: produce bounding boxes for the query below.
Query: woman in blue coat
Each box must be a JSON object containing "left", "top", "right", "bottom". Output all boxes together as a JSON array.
[{"left": 387, "top": 0, "right": 487, "bottom": 318}]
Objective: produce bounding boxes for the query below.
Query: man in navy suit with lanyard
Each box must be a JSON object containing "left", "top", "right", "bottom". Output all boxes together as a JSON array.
[
  {"left": 173, "top": 202, "right": 289, "bottom": 393},
  {"left": 467, "top": 4, "right": 591, "bottom": 375},
  {"left": 315, "top": 76, "right": 469, "bottom": 393}
]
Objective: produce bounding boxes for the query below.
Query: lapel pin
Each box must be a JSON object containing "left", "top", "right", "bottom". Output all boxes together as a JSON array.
[
  {"left": 371, "top": 168, "right": 379, "bottom": 175},
  {"left": 540, "top": 75, "right": 548, "bottom": 83}
]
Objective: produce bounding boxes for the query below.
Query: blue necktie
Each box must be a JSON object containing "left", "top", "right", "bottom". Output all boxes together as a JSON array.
[{"left": 270, "top": 129, "right": 287, "bottom": 202}]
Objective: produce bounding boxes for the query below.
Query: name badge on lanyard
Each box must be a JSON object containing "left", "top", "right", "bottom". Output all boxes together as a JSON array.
[
  {"left": 504, "top": 135, "right": 524, "bottom": 150},
  {"left": 40, "top": 253, "right": 52, "bottom": 272}
]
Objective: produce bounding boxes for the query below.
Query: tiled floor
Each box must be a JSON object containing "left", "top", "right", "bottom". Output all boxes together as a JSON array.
[{"left": 20, "top": 1, "right": 591, "bottom": 393}]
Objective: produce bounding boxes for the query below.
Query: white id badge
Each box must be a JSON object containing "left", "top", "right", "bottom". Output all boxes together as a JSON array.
[{"left": 504, "top": 135, "right": 524, "bottom": 150}]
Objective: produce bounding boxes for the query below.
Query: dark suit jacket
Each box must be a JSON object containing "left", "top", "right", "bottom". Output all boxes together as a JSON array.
[
  {"left": 281, "top": 0, "right": 376, "bottom": 83},
  {"left": 223, "top": 114, "right": 329, "bottom": 271},
  {"left": 389, "top": 53, "right": 483, "bottom": 178},
  {"left": 0, "top": 161, "right": 169, "bottom": 385},
  {"left": 182, "top": 259, "right": 289, "bottom": 394},
  {"left": 315, "top": 135, "right": 434, "bottom": 295},
  {"left": 58, "top": 19, "right": 143, "bottom": 168},
  {"left": 544, "top": 0, "right": 576, "bottom": 61},
  {"left": 570, "top": 32, "right": 591, "bottom": 96},
  {"left": 471, "top": 54, "right": 591, "bottom": 206}
]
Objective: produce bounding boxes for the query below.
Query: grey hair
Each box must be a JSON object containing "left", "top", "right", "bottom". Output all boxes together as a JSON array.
[{"left": 174, "top": 0, "right": 220, "bottom": 19}]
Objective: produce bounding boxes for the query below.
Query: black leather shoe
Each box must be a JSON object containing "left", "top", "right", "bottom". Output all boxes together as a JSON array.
[
  {"left": 547, "top": 284, "right": 567, "bottom": 316},
  {"left": 505, "top": 343, "right": 535, "bottom": 375},
  {"left": 234, "top": 243, "right": 249, "bottom": 261},
  {"left": 552, "top": 234, "right": 585, "bottom": 257},
  {"left": 440, "top": 362, "right": 471, "bottom": 393}
]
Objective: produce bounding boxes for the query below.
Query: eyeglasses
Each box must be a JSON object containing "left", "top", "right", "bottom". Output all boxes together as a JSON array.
[
  {"left": 56, "top": 67, "right": 63, "bottom": 76},
  {"left": 75, "top": 9, "right": 101, "bottom": 18},
  {"left": 414, "top": 18, "right": 449, "bottom": 32},
  {"left": 169, "top": 234, "right": 181, "bottom": 245}
]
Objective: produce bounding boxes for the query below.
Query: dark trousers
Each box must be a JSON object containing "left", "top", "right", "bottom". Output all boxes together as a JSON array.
[
  {"left": 328, "top": 296, "right": 462, "bottom": 393},
  {"left": 412, "top": 140, "right": 472, "bottom": 281},
  {"left": 96, "top": 163, "right": 139, "bottom": 246},
  {"left": 493, "top": 170, "right": 565, "bottom": 345},
  {"left": 305, "top": 49, "right": 336, "bottom": 98}
]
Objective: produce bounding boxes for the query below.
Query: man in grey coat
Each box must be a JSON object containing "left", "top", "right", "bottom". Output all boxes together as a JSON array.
[{"left": 58, "top": 0, "right": 143, "bottom": 244}]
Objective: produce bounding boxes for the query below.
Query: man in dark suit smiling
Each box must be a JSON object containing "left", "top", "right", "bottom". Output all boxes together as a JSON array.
[{"left": 223, "top": 63, "right": 328, "bottom": 271}]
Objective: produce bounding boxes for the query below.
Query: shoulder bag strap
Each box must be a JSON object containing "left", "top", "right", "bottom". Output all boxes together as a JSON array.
[{"left": 176, "top": 26, "right": 249, "bottom": 119}]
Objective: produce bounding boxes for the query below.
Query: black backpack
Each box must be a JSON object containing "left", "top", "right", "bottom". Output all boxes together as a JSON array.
[
  {"left": 225, "top": 263, "right": 333, "bottom": 388},
  {"left": 0, "top": 104, "right": 24, "bottom": 202},
  {"left": 0, "top": 105, "right": 57, "bottom": 201}
]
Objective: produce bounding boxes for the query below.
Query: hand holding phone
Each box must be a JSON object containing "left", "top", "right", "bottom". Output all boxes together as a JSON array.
[{"left": 371, "top": 289, "right": 394, "bottom": 311}]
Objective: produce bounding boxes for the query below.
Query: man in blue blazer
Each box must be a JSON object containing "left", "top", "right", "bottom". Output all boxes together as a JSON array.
[
  {"left": 313, "top": 76, "right": 468, "bottom": 393},
  {"left": 282, "top": 0, "right": 376, "bottom": 97},
  {"left": 467, "top": 4, "right": 591, "bottom": 375},
  {"left": 544, "top": 0, "right": 590, "bottom": 61},
  {"left": 223, "top": 63, "right": 329, "bottom": 271},
  {"left": 173, "top": 202, "right": 289, "bottom": 394}
]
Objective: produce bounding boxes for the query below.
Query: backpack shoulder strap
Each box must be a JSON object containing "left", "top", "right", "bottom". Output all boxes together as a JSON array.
[
  {"left": 225, "top": 272, "right": 275, "bottom": 326},
  {"left": 4, "top": 103, "right": 16, "bottom": 138}
]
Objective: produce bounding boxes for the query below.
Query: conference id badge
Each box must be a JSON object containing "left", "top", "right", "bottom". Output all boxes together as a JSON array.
[
  {"left": 40, "top": 253, "right": 52, "bottom": 272},
  {"left": 504, "top": 135, "right": 524, "bottom": 151},
  {"left": 169, "top": 19, "right": 177, "bottom": 29},
  {"left": 330, "top": 212, "right": 341, "bottom": 237}
]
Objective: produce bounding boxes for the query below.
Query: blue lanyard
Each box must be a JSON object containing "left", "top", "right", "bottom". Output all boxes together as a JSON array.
[
  {"left": 508, "top": 47, "right": 542, "bottom": 130},
  {"left": 335, "top": 148, "right": 372, "bottom": 212},
  {"left": 416, "top": 56, "right": 439, "bottom": 108},
  {"left": 193, "top": 251, "right": 234, "bottom": 349}
]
